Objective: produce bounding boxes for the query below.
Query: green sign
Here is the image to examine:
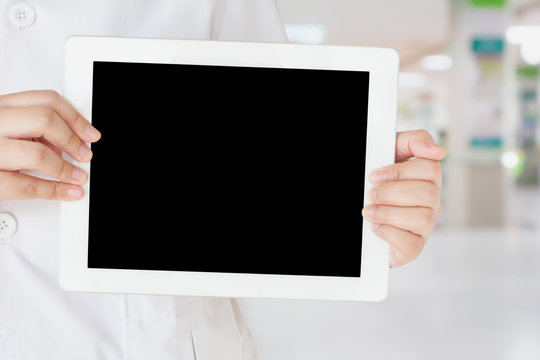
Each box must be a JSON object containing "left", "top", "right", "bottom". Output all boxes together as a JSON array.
[
  {"left": 517, "top": 66, "right": 539, "bottom": 79},
  {"left": 469, "top": 0, "right": 506, "bottom": 8}
]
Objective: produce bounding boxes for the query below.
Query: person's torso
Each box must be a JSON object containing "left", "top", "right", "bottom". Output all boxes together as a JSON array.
[
  {"left": 0, "top": 0, "right": 218, "bottom": 93},
  {"left": 0, "top": 1, "right": 286, "bottom": 358}
]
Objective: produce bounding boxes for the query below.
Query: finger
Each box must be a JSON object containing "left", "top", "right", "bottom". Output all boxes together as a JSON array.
[
  {"left": 0, "top": 138, "right": 88, "bottom": 185},
  {"left": 395, "top": 130, "right": 446, "bottom": 162},
  {"left": 370, "top": 158, "right": 442, "bottom": 187},
  {"left": 0, "top": 171, "right": 84, "bottom": 201},
  {"left": 0, "top": 90, "right": 101, "bottom": 142},
  {"left": 362, "top": 204, "right": 436, "bottom": 238},
  {"left": 367, "top": 180, "right": 440, "bottom": 209},
  {"left": 0, "top": 106, "right": 92, "bottom": 162},
  {"left": 369, "top": 223, "right": 425, "bottom": 268},
  {"left": 38, "top": 138, "right": 62, "bottom": 157}
]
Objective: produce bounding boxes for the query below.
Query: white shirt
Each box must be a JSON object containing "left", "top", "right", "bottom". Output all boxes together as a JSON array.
[{"left": 0, "top": 1, "right": 287, "bottom": 359}]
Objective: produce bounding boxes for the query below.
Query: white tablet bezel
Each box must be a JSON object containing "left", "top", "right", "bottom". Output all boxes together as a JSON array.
[{"left": 59, "top": 36, "right": 398, "bottom": 302}]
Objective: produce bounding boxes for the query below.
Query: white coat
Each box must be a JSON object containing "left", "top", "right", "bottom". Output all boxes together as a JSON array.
[{"left": 0, "top": 1, "right": 287, "bottom": 359}]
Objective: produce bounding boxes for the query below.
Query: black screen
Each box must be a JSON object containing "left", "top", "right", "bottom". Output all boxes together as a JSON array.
[{"left": 88, "top": 61, "right": 369, "bottom": 277}]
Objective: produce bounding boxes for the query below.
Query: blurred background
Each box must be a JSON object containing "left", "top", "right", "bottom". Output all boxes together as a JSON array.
[{"left": 237, "top": 0, "right": 540, "bottom": 359}]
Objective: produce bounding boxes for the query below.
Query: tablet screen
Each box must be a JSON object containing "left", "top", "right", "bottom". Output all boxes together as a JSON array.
[{"left": 88, "top": 61, "right": 369, "bottom": 278}]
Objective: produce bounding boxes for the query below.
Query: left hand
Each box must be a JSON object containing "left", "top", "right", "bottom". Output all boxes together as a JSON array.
[{"left": 362, "top": 130, "right": 447, "bottom": 268}]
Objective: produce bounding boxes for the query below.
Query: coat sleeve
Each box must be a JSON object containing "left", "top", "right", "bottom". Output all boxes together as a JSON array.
[{"left": 211, "top": 0, "right": 289, "bottom": 43}]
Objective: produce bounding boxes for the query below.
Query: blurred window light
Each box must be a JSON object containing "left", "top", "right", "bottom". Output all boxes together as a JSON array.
[
  {"left": 505, "top": 25, "right": 540, "bottom": 45},
  {"left": 420, "top": 55, "right": 453, "bottom": 71},
  {"left": 284, "top": 24, "right": 327, "bottom": 44},
  {"left": 506, "top": 26, "right": 540, "bottom": 65},
  {"left": 520, "top": 42, "right": 540, "bottom": 66},
  {"left": 398, "top": 72, "right": 427, "bottom": 88},
  {"left": 501, "top": 151, "right": 519, "bottom": 169}
]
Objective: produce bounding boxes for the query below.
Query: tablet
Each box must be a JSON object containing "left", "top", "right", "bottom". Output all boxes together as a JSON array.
[{"left": 59, "top": 36, "right": 398, "bottom": 302}]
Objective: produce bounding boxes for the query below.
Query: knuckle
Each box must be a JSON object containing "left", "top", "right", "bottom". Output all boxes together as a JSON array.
[
  {"left": 417, "top": 129, "right": 432, "bottom": 140},
  {"left": 35, "top": 106, "right": 56, "bottom": 128},
  {"left": 427, "top": 160, "right": 442, "bottom": 181},
  {"left": 42, "top": 89, "right": 61, "bottom": 104},
  {"left": 415, "top": 209, "right": 434, "bottom": 232},
  {"left": 402, "top": 234, "right": 425, "bottom": 259},
  {"left": 74, "top": 113, "right": 86, "bottom": 127},
  {"left": 51, "top": 182, "right": 62, "bottom": 200},
  {"left": 374, "top": 206, "right": 391, "bottom": 224},
  {"left": 23, "top": 178, "right": 40, "bottom": 198},
  {"left": 63, "top": 133, "right": 81, "bottom": 152},
  {"left": 57, "top": 160, "right": 71, "bottom": 180},
  {"left": 391, "top": 163, "right": 404, "bottom": 181},
  {"left": 27, "top": 143, "right": 48, "bottom": 166},
  {"left": 419, "top": 183, "right": 439, "bottom": 206}
]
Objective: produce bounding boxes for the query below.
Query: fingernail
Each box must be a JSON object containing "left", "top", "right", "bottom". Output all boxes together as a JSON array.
[
  {"left": 370, "top": 169, "right": 388, "bottom": 183},
  {"left": 426, "top": 140, "right": 441, "bottom": 149},
  {"left": 86, "top": 124, "right": 101, "bottom": 141},
  {"left": 71, "top": 167, "right": 86, "bottom": 184},
  {"left": 368, "top": 188, "right": 377, "bottom": 201},
  {"left": 362, "top": 205, "right": 376, "bottom": 219},
  {"left": 66, "top": 187, "right": 83, "bottom": 199},
  {"left": 79, "top": 144, "right": 92, "bottom": 161}
]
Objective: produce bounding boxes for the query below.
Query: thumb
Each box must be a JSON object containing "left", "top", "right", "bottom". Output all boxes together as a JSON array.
[{"left": 395, "top": 130, "right": 446, "bottom": 162}]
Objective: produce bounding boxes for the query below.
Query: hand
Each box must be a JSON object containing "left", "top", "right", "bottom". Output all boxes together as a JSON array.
[
  {"left": 0, "top": 90, "right": 101, "bottom": 201},
  {"left": 362, "top": 130, "right": 446, "bottom": 268}
]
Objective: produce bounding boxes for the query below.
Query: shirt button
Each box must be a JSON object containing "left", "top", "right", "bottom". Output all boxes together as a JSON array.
[
  {"left": 8, "top": 3, "right": 36, "bottom": 29},
  {"left": 0, "top": 213, "right": 17, "bottom": 242}
]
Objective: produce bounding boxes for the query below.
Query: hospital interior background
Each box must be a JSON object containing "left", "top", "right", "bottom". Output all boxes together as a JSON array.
[{"left": 236, "top": 0, "right": 540, "bottom": 359}]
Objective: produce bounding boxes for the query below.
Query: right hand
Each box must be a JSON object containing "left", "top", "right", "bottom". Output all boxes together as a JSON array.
[{"left": 0, "top": 90, "right": 101, "bottom": 201}]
